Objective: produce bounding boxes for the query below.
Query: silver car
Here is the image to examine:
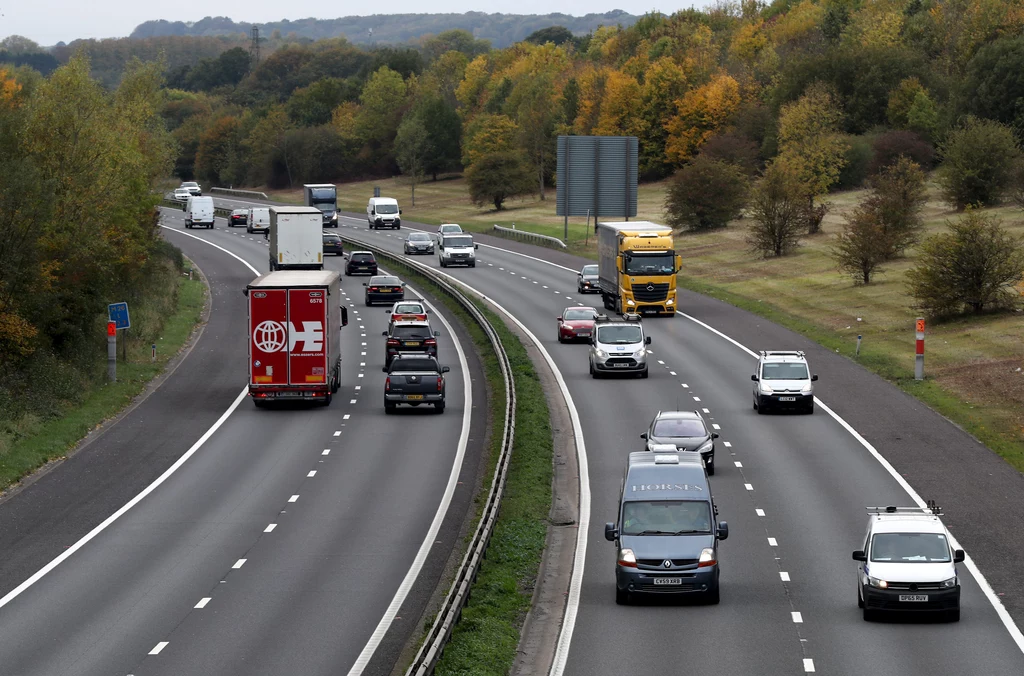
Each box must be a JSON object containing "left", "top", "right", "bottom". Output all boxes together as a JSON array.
[
  {"left": 751, "top": 350, "right": 817, "bottom": 414},
  {"left": 588, "top": 314, "right": 650, "bottom": 378},
  {"left": 404, "top": 231, "right": 435, "bottom": 255}
]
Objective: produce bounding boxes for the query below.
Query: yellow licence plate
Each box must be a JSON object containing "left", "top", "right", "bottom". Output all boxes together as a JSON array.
[
  {"left": 406, "top": 341, "right": 420, "bottom": 346},
  {"left": 407, "top": 394, "right": 423, "bottom": 400}
]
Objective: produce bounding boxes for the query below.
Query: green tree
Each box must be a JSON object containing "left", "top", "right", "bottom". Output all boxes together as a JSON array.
[
  {"left": 906, "top": 90, "right": 939, "bottom": 140},
  {"left": 525, "top": 26, "right": 576, "bottom": 46},
  {"left": 508, "top": 73, "right": 559, "bottom": 200},
  {"left": 462, "top": 113, "right": 518, "bottom": 166},
  {"left": 664, "top": 157, "right": 749, "bottom": 232},
  {"left": 356, "top": 66, "right": 408, "bottom": 154},
  {"left": 287, "top": 77, "right": 354, "bottom": 127},
  {"left": 886, "top": 77, "right": 926, "bottom": 129},
  {"left": 465, "top": 151, "right": 534, "bottom": 211},
  {"left": 870, "top": 156, "right": 928, "bottom": 258},
  {"left": 747, "top": 163, "right": 806, "bottom": 257},
  {"left": 906, "top": 211, "right": 1024, "bottom": 316},
  {"left": 246, "top": 105, "right": 296, "bottom": 187},
  {"left": 832, "top": 205, "right": 889, "bottom": 284},
  {"left": 195, "top": 115, "right": 244, "bottom": 185},
  {"left": 416, "top": 95, "right": 461, "bottom": 179},
  {"left": 394, "top": 114, "right": 432, "bottom": 206},
  {"left": 964, "top": 35, "right": 1024, "bottom": 132},
  {"left": 938, "top": 116, "right": 1022, "bottom": 209}
]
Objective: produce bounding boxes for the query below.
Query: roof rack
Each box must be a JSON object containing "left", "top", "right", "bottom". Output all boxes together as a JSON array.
[
  {"left": 760, "top": 350, "right": 805, "bottom": 358},
  {"left": 866, "top": 501, "right": 942, "bottom": 516}
]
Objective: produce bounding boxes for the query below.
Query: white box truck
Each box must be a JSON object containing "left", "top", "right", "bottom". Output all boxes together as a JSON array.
[
  {"left": 183, "top": 195, "right": 215, "bottom": 229},
  {"left": 269, "top": 206, "right": 324, "bottom": 271}
]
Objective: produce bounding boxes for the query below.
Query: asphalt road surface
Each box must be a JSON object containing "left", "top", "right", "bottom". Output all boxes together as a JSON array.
[
  {"left": 199, "top": 192, "right": 1024, "bottom": 676},
  {"left": 0, "top": 207, "right": 487, "bottom": 676}
]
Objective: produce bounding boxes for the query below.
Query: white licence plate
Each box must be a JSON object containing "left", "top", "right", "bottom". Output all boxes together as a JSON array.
[
  {"left": 778, "top": 396, "right": 796, "bottom": 402},
  {"left": 613, "top": 363, "right": 630, "bottom": 368},
  {"left": 899, "top": 594, "right": 929, "bottom": 602},
  {"left": 653, "top": 577, "right": 683, "bottom": 586},
  {"left": 577, "top": 332, "right": 591, "bottom": 337}
]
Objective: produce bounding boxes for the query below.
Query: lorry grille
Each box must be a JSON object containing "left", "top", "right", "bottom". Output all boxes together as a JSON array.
[{"left": 631, "top": 282, "right": 669, "bottom": 302}]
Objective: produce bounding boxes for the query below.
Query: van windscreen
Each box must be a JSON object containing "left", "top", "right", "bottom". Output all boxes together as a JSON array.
[{"left": 621, "top": 500, "right": 711, "bottom": 535}]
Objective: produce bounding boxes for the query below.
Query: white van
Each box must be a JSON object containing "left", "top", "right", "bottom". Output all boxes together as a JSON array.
[
  {"left": 247, "top": 207, "right": 270, "bottom": 234},
  {"left": 183, "top": 195, "right": 215, "bottom": 229},
  {"left": 438, "top": 232, "right": 478, "bottom": 268},
  {"left": 367, "top": 197, "right": 402, "bottom": 230}
]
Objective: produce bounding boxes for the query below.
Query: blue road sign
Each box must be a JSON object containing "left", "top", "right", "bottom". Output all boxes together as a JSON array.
[{"left": 108, "top": 302, "right": 131, "bottom": 330}]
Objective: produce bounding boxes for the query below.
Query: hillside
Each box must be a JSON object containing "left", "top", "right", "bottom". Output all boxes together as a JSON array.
[{"left": 129, "top": 11, "right": 639, "bottom": 49}]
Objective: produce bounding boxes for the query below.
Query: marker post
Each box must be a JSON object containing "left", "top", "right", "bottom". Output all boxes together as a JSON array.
[
  {"left": 107, "top": 322, "right": 117, "bottom": 382},
  {"left": 915, "top": 317, "right": 925, "bottom": 380}
]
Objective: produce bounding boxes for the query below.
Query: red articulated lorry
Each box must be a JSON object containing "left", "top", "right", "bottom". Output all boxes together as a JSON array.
[{"left": 245, "top": 270, "right": 348, "bottom": 407}]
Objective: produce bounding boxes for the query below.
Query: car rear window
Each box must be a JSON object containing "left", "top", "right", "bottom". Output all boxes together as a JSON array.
[
  {"left": 392, "top": 326, "right": 432, "bottom": 339},
  {"left": 370, "top": 277, "right": 400, "bottom": 286},
  {"left": 390, "top": 358, "right": 438, "bottom": 372},
  {"left": 394, "top": 304, "right": 425, "bottom": 314},
  {"left": 351, "top": 253, "right": 374, "bottom": 262},
  {"left": 323, "top": 234, "right": 340, "bottom": 242},
  {"left": 653, "top": 418, "right": 707, "bottom": 437},
  {"left": 582, "top": 265, "right": 598, "bottom": 275}
]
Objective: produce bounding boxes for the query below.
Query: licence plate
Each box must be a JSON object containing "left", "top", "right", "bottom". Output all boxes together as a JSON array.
[
  {"left": 653, "top": 577, "right": 682, "bottom": 586},
  {"left": 899, "top": 594, "right": 929, "bottom": 602},
  {"left": 613, "top": 363, "right": 630, "bottom": 368},
  {"left": 406, "top": 394, "right": 423, "bottom": 400},
  {"left": 406, "top": 342, "right": 420, "bottom": 347},
  {"left": 778, "top": 396, "right": 796, "bottom": 402},
  {"left": 577, "top": 332, "right": 591, "bottom": 337}
]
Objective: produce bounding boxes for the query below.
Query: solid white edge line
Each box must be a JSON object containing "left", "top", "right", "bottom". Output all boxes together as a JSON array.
[{"left": 344, "top": 279, "right": 472, "bottom": 675}]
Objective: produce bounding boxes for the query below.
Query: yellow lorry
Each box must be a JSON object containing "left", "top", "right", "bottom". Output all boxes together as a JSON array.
[{"left": 596, "top": 221, "right": 681, "bottom": 316}]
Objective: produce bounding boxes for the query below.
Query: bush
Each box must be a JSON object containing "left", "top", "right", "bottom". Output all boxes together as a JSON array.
[
  {"left": 465, "top": 151, "right": 534, "bottom": 211},
  {"left": 906, "top": 210, "right": 1024, "bottom": 316},
  {"left": 938, "top": 116, "right": 1022, "bottom": 210},
  {"left": 747, "top": 163, "right": 806, "bottom": 257},
  {"left": 835, "top": 134, "right": 873, "bottom": 190},
  {"left": 832, "top": 204, "right": 889, "bottom": 284},
  {"left": 870, "top": 156, "right": 928, "bottom": 258},
  {"left": 697, "top": 133, "right": 760, "bottom": 175},
  {"left": 869, "top": 130, "right": 934, "bottom": 176},
  {"left": 664, "top": 157, "right": 749, "bottom": 232}
]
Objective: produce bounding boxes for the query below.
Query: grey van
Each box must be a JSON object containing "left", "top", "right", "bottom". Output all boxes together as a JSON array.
[{"left": 604, "top": 452, "right": 728, "bottom": 605}]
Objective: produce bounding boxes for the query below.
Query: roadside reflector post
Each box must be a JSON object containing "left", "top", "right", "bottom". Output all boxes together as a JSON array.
[
  {"left": 856, "top": 334, "right": 862, "bottom": 356},
  {"left": 107, "top": 322, "right": 117, "bottom": 382},
  {"left": 152, "top": 343, "right": 157, "bottom": 362},
  {"left": 915, "top": 317, "right": 925, "bottom": 381}
]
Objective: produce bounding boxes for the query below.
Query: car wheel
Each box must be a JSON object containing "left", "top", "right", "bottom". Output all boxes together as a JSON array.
[
  {"left": 557, "top": 331, "right": 564, "bottom": 343},
  {"left": 705, "top": 585, "right": 720, "bottom": 605},
  {"left": 322, "top": 391, "right": 332, "bottom": 406},
  {"left": 756, "top": 396, "right": 765, "bottom": 414},
  {"left": 615, "top": 587, "right": 630, "bottom": 605},
  {"left": 470, "top": 262, "right": 476, "bottom": 267},
  {"left": 344, "top": 269, "right": 351, "bottom": 276},
  {"left": 384, "top": 402, "right": 396, "bottom": 414},
  {"left": 857, "top": 589, "right": 865, "bottom": 609},
  {"left": 434, "top": 401, "right": 445, "bottom": 413},
  {"left": 365, "top": 299, "right": 372, "bottom": 307},
  {"left": 253, "top": 399, "right": 266, "bottom": 409},
  {"left": 862, "top": 607, "right": 879, "bottom": 622},
  {"left": 706, "top": 459, "right": 715, "bottom": 476},
  {"left": 640, "top": 368, "right": 649, "bottom": 379},
  {"left": 946, "top": 608, "right": 961, "bottom": 623},
  {"left": 805, "top": 400, "right": 815, "bottom": 414}
]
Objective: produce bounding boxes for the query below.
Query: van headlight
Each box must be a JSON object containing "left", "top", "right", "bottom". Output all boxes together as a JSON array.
[
  {"left": 595, "top": 349, "right": 609, "bottom": 359},
  {"left": 801, "top": 382, "right": 813, "bottom": 392},
  {"left": 617, "top": 548, "right": 637, "bottom": 568},
  {"left": 759, "top": 383, "right": 773, "bottom": 394},
  {"left": 866, "top": 575, "right": 888, "bottom": 589},
  {"left": 626, "top": 299, "right": 635, "bottom": 306},
  {"left": 633, "top": 348, "right": 647, "bottom": 358},
  {"left": 697, "top": 547, "right": 717, "bottom": 568},
  {"left": 940, "top": 577, "right": 957, "bottom": 588}
]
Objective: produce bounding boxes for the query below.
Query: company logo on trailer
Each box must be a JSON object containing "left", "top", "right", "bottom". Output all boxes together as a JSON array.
[{"left": 253, "top": 321, "right": 324, "bottom": 353}]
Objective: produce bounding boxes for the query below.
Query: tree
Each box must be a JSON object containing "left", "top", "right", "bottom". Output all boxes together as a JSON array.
[
  {"left": 832, "top": 205, "right": 889, "bottom": 284},
  {"left": 698, "top": 133, "right": 760, "bottom": 175},
  {"left": 886, "top": 77, "right": 926, "bottom": 129},
  {"left": 465, "top": 151, "right": 534, "bottom": 211},
  {"left": 394, "top": 115, "right": 432, "bottom": 206},
  {"left": 938, "top": 116, "right": 1022, "bottom": 209},
  {"left": 747, "top": 163, "right": 806, "bottom": 257},
  {"left": 525, "top": 26, "right": 576, "bottom": 46},
  {"left": 664, "top": 73, "right": 741, "bottom": 165},
  {"left": 869, "top": 130, "right": 934, "bottom": 176},
  {"left": 462, "top": 113, "right": 518, "bottom": 166},
  {"left": 869, "top": 157, "right": 928, "bottom": 258},
  {"left": 287, "top": 78, "right": 355, "bottom": 127},
  {"left": 776, "top": 83, "right": 849, "bottom": 204},
  {"left": 509, "top": 73, "right": 559, "bottom": 200},
  {"left": 906, "top": 211, "right": 1024, "bottom": 316},
  {"left": 417, "top": 95, "right": 461, "bottom": 179},
  {"left": 355, "top": 66, "right": 407, "bottom": 153},
  {"left": 964, "top": 35, "right": 1024, "bottom": 132},
  {"left": 246, "top": 106, "right": 295, "bottom": 187},
  {"left": 664, "top": 157, "right": 749, "bottom": 232},
  {"left": 195, "top": 115, "right": 244, "bottom": 185}
]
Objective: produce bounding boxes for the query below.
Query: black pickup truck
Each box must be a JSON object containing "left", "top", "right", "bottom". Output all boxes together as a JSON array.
[{"left": 383, "top": 354, "right": 450, "bottom": 414}]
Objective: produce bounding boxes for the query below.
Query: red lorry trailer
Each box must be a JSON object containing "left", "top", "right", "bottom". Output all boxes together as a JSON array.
[{"left": 245, "top": 270, "right": 347, "bottom": 407}]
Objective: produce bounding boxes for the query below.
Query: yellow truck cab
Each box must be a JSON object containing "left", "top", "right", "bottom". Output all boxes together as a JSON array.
[{"left": 596, "top": 221, "right": 681, "bottom": 316}]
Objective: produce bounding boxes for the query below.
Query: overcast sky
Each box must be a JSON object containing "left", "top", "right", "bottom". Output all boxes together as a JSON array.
[{"left": 3, "top": 2, "right": 686, "bottom": 46}]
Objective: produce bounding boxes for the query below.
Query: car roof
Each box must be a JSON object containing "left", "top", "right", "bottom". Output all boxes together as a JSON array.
[
  {"left": 392, "top": 319, "right": 429, "bottom": 326},
  {"left": 369, "top": 275, "right": 399, "bottom": 281},
  {"left": 654, "top": 410, "right": 702, "bottom": 421},
  {"left": 760, "top": 351, "right": 807, "bottom": 363},
  {"left": 408, "top": 232, "right": 430, "bottom": 238},
  {"left": 393, "top": 300, "right": 424, "bottom": 307},
  {"left": 623, "top": 453, "right": 708, "bottom": 500},
  {"left": 351, "top": 250, "right": 374, "bottom": 255},
  {"left": 870, "top": 515, "right": 947, "bottom": 535},
  {"left": 563, "top": 306, "right": 597, "bottom": 312}
]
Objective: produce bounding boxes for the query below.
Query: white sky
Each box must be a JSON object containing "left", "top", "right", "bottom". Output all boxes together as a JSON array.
[{"left": 2, "top": 2, "right": 693, "bottom": 46}]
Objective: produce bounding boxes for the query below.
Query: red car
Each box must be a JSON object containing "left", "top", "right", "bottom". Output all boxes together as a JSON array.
[{"left": 557, "top": 306, "right": 599, "bottom": 343}]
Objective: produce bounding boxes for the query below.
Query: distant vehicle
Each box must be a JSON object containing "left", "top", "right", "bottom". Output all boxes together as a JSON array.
[
  {"left": 437, "top": 223, "right": 463, "bottom": 237},
  {"left": 438, "top": 233, "right": 478, "bottom": 268},
  {"left": 245, "top": 269, "right": 347, "bottom": 407},
  {"left": 589, "top": 313, "right": 650, "bottom": 378},
  {"left": 556, "top": 306, "right": 598, "bottom": 343},
  {"left": 322, "top": 231, "right": 344, "bottom": 256},
  {"left": 229, "top": 209, "right": 248, "bottom": 227},
  {"left": 180, "top": 181, "right": 202, "bottom": 196},
  {"left": 577, "top": 264, "right": 599, "bottom": 294},
  {"left": 384, "top": 354, "right": 450, "bottom": 414},
  {"left": 597, "top": 221, "right": 680, "bottom": 316},
  {"left": 382, "top": 320, "right": 439, "bottom": 368},
  {"left": 364, "top": 275, "right": 405, "bottom": 306},
  {"left": 247, "top": 207, "right": 270, "bottom": 234},
  {"left": 367, "top": 197, "right": 402, "bottom": 229},
  {"left": 404, "top": 231, "right": 434, "bottom": 255},
  {"left": 183, "top": 195, "right": 215, "bottom": 229},
  {"left": 751, "top": 350, "right": 817, "bottom": 414},
  {"left": 304, "top": 183, "right": 338, "bottom": 227},
  {"left": 640, "top": 410, "right": 719, "bottom": 475},
  {"left": 268, "top": 206, "right": 323, "bottom": 271},
  {"left": 853, "top": 505, "right": 964, "bottom": 622},
  {"left": 345, "top": 251, "right": 378, "bottom": 276},
  {"left": 172, "top": 188, "right": 190, "bottom": 202}
]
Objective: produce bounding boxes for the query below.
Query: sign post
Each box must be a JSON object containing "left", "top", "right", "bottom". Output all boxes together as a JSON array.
[
  {"left": 107, "top": 321, "right": 117, "bottom": 382},
  {"left": 915, "top": 317, "right": 925, "bottom": 380}
]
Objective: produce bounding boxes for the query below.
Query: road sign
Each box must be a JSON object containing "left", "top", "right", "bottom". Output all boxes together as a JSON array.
[{"left": 108, "top": 302, "right": 131, "bottom": 330}]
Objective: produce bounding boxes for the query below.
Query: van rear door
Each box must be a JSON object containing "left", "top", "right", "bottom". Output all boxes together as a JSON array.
[
  {"left": 249, "top": 289, "right": 289, "bottom": 386},
  {"left": 287, "top": 288, "right": 328, "bottom": 386}
]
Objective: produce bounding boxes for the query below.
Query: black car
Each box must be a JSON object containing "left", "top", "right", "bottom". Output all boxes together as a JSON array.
[
  {"left": 382, "top": 321, "right": 439, "bottom": 368},
  {"left": 384, "top": 354, "right": 450, "bottom": 414},
  {"left": 364, "top": 275, "right": 405, "bottom": 306},
  {"left": 404, "top": 232, "right": 435, "bottom": 255},
  {"left": 323, "top": 231, "right": 344, "bottom": 256},
  {"left": 577, "top": 264, "right": 599, "bottom": 293},
  {"left": 640, "top": 410, "right": 719, "bottom": 475},
  {"left": 228, "top": 209, "right": 248, "bottom": 227},
  {"left": 345, "top": 251, "right": 378, "bottom": 276}
]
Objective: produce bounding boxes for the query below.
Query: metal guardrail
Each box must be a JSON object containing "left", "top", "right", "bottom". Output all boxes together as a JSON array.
[
  {"left": 492, "top": 224, "right": 567, "bottom": 249},
  {"left": 210, "top": 186, "right": 270, "bottom": 200},
  {"left": 336, "top": 233, "right": 517, "bottom": 676},
  {"left": 160, "top": 198, "right": 232, "bottom": 218}
]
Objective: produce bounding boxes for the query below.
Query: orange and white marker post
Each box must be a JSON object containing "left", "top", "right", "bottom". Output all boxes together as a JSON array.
[
  {"left": 915, "top": 317, "right": 925, "bottom": 381},
  {"left": 107, "top": 321, "right": 117, "bottom": 383}
]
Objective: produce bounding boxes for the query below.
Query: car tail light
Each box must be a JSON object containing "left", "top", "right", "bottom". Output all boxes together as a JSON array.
[
  {"left": 387, "top": 339, "right": 400, "bottom": 346},
  {"left": 437, "top": 376, "right": 443, "bottom": 391},
  {"left": 385, "top": 377, "right": 391, "bottom": 392},
  {"left": 369, "top": 287, "right": 379, "bottom": 292},
  {"left": 425, "top": 338, "right": 436, "bottom": 346}
]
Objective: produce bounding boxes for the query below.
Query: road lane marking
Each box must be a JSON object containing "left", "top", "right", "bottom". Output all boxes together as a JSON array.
[
  {"left": 149, "top": 642, "right": 168, "bottom": 655},
  {"left": 307, "top": 471, "right": 316, "bottom": 477},
  {"left": 343, "top": 415, "right": 350, "bottom": 420},
  {"left": 780, "top": 572, "right": 790, "bottom": 582},
  {"left": 693, "top": 396, "right": 701, "bottom": 401},
  {"left": 232, "top": 559, "right": 246, "bottom": 569},
  {"left": 803, "top": 659, "right": 815, "bottom": 672},
  {"left": 768, "top": 538, "right": 778, "bottom": 547},
  {"left": 288, "top": 495, "right": 299, "bottom": 502},
  {"left": 724, "top": 441, "right": 732, "bottom": 447},
  {"left": 334, "top": 431, "right": 341, "bottom": 436},
  {"left": 264, "top": 524, "right": 277, "bottom": 532},
  {"left": 792, "top": 612, "right": 803, "bottom": 623},
  {"left": 712, "top": 423, "right": 721, "bottom": 430},
  {"left": 745, "top": 483, "right": 754, "bottom": 491},
  {"left": 756, "top": 508, "right": 765, "bottom": 516},
  {"left": 322, "top": 449, "right": 330, "bottom": 456}
]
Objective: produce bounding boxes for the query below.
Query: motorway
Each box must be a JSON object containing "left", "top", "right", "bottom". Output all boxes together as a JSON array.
[
  {"left": 0, "top": 207, "right": 488, "bottom": 676},
  {"left": 205, "top": 191, "right": 1024, "bottom": 676}
]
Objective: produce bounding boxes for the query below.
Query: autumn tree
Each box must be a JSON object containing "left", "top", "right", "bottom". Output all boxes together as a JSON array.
[
  {"left": 664, "top": 157, "right": 749, "bottom": 232},
  {"left": 832, "top": 205, "right": 890, "bottom": 284},
  {"left": 938, "top": 116, "right": 1022, "bottom": 209},
  {"left": 246, "top": 105, "right": 295, "bottom": 187},
  {"left": 664, "top": 73, "right": 741, "bottom": 165},
  {"left": 465, "top": 151, "right": 534, "bottom": 211},
  {"left": 462, "top": 113, "right": 518, "bottom": 166},
  {"left": 870, "top": 157, "right": 928, "bottom": 258},
  {"left": 747, "top": 163, "right": 806, "bottom": 257},
  {"left": 394, "top": 114, "right": 432, "bottom": 205},
  {"left": 195, "top": 115, "right": 244, "bottom": 185}
]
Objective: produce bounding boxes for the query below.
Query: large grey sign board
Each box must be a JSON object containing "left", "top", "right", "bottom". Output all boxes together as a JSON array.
[{"left": 556, "top": 135, "right": 638, "bottom": 218}]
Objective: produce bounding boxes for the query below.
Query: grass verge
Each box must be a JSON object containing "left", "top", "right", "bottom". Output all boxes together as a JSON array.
[{"left": 0, "top": 261, "right": 207, "bottom": 491}]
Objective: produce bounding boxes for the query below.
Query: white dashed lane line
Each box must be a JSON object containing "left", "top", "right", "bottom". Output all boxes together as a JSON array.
[
  {"left": 306, "top": 471, "right": 316, "bottom": 478},
  {"left": 194, "top": 598, "right": 211, "bottom": 609},
  {"left": 780, "top": 572, "right": 791, "bottom": 582},
  {"left": 792, "top": 612, "right": 803, "bottom": 623},
  {"left": 744, "top": 483, "right": 754, "bottom": 491},
  {"left": 768, "top": 538, "right": 778, "bottom": 547},
  {"left": 232, "top": 559, "right": 246, "bottom": 569},
  {"left": 322, "top": 449, "right": 331, "bottom": 456},
  {"left": 149, "top": 642, "right": 169, "bottom": 655},
  {"left": 264, "top": 524, "right": 277, "bottom": 533}
]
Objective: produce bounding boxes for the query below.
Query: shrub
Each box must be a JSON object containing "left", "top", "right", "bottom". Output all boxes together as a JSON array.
[
  {"left": 835, "top": 134, "right": 873, "bottom": 190},
  {"left": 832, "top": 204, "right": 889, "bottom": 284},
  {"left": 664, "top": 157, "right": 749, "bottom": 232},
  {"left": 937, "top": 116, "right": 1022, "bottom": 210},
  {"left": 698, "top": 133, "right": 760, "bottom": 175},
  {"left": 869, "top": 156, "right": 928, "bottom": 258},
  {"left": 747, "top": 163, "right": 806, "bottom": 257},
  {"left": 869, "top": 130, "right": 934, "bottom": 176},
  {"left": 906, "top": 210, "right": 1024, "bottom": 316},
  {"left": 465, "top": 151, "right": 534, "bottom": 211}
]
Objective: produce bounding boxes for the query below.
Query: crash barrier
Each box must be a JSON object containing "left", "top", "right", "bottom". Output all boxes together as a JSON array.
[
  {"left": 160, "top": 198, "right": 232, "bottom": 219},
  {"left": 336, "top": 233, "right": 517, "bottom": 676},
  {"left": 492, "top": 224, "right": 567, "bottom": 249},
  {"left": 210, "top": 186, "right": 270, "bottom": 200}
]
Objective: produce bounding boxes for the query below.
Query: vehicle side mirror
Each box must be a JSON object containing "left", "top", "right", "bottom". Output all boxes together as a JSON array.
[
  {"left": 474, "top": 243, "right": 479, "bottom": 250},
  {"left": 385, "top": 309, "right": 392, "bottom": 314},
  {"left": 442, "top": 366, "right": 450, "bottom": 373},
  {"left": 812, "top": 374, "right": 818, "bottom": 382},
  {"left": 712, "top": 432, "right": 719, "bottom": 439},
  {"left": 644, "top": 336, "right": 652, "bottom": 345},
  {"left": 362, "top": 282, "right": 368, "bottom": 287},
  {"left": 382, "top": 366, "right": 388, "bottom": 372},
  {"left": 751, "top": 374, "right": 758, "bottom": 381},
  {"left": 399, "top": 208, "right": 403, "bottom": 214},
  {"left": 954, "top": 549, "right": 965, "bottom": 563},
  {"left": 433, "top": 330, "right": 441, "bottom": 337},
  {"left": 557, "top": 316, "right": 563, "bottom": 321},
  {"left": 717, "top": 522, "right": 729, "bottom": 540},
  {"left": 640, "top": 432, "right": 648, "bottom": 440},
  {"left": 852, "top": 550, "right": 867, "bottom": 561},
  {"left": 604, "top": 522, "right": 618, "bottom": 542},
  {"left": 341, "top": 307, "right": 348, "bottom": 327},
  {"left": 381, "top": 331, "right": 388, "bottom": 336}
]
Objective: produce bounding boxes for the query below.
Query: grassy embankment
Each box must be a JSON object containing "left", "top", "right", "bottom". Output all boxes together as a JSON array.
[
  {"left": 0, "top": 252, "right": 207, "bottom": 491},
  {"left": 347, "top": 251, "right": 552, "bottom": 674},
  {"left": 315, "top": 176, "right": 1024, "bottom": 472}
]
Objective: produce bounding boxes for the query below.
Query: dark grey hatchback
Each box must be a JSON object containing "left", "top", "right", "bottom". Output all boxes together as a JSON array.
[{"left": 641, "top": 410, "right": 719, "bottom": 475}]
